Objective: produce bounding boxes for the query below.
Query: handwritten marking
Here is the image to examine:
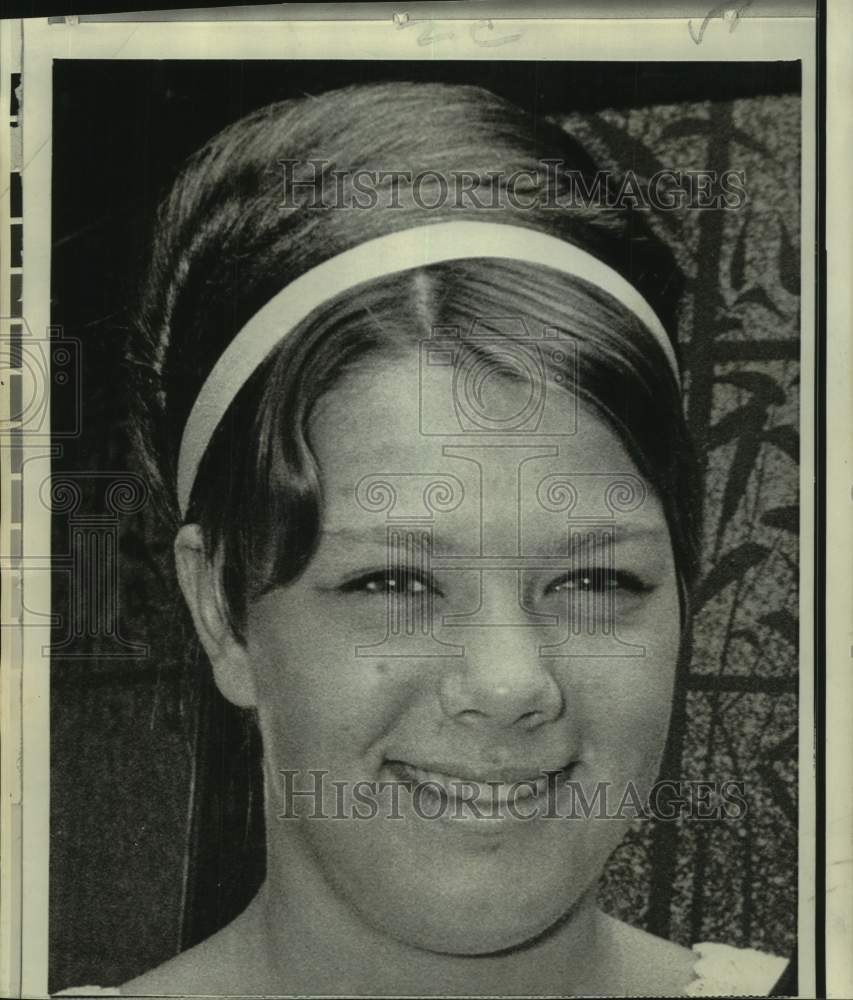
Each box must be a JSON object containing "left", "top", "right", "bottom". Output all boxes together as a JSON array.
[
  {"left": 394, "top": 16, "right": 522, "bottom": 49},
  {"left": 688, "top": 0, "right": 753, "bottom": 45},
  {"left": 470, "top": 19, "right": 523, "bottom": 48}
]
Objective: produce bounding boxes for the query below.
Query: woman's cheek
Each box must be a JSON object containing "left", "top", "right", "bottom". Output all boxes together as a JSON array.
[
  {"left": 571, "top": 648, "right": 678, "bottom": 777},
  {"left": 248, "top": 615, "right": 415, "bottom": 765}
]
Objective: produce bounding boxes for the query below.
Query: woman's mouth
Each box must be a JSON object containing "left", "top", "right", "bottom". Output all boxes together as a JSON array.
[{"left": 380, "top": 759, "right": 577, "bottom": 822}]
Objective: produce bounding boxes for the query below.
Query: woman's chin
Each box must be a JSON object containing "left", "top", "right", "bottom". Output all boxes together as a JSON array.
[
  {"left": 367, "top": 897, "right": 571, "bottom": 957},
  {"left": 299, "top": 795, "right": 617, "bottom": 958},
  {"left": 334, "top": 858, "right": 591, "bottom": 958}
]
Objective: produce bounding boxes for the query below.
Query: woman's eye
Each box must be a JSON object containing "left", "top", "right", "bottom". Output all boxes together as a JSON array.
[
  {"left": 340, "top": 571, "right": 433, "bottom": 597},
  {"left": 545, "top": 570, "right": 650, "bottom": 596}
]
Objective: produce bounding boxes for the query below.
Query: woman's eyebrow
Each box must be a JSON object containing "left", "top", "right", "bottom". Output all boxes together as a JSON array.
[
  {"left": 320, "top": 524, "right": 407, "bottom": 545},
  {"left": 519, "top": 523, "right": 668, "bottom": 557}
]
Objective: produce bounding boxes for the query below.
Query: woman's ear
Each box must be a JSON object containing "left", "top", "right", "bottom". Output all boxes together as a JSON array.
[{"left": 174, "top": 524, "right": 257, "bottom": 708}]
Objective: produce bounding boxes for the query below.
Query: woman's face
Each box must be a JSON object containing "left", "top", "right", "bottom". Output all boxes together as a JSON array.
[{"left": 240, "top": 352, "right": 681, "bottom": 955}]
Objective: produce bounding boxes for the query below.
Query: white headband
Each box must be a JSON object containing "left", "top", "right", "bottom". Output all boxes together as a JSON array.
[{"left": 176, "top": 220, "right": 677, "bottom": 516}]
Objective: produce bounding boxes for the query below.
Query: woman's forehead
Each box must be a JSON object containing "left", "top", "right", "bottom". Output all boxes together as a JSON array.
[
  {"left": 309, "top": 350, "right": 579, "bottom": 433},
  {"left": 308, "top": 359, "right": 665, "bottom": 531}
]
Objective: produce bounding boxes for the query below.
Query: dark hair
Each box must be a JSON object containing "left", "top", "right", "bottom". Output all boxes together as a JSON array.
[{"left": 131, "top": 81, "right": 698, "bottom": 638}]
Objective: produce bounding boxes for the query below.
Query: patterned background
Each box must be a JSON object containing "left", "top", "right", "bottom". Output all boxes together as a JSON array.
[
  {"left": 568, "top": 96, "right": 801, "bottom": 954},
  {"left": 48, "top": 63, "right": 801, "bottom": 991}
]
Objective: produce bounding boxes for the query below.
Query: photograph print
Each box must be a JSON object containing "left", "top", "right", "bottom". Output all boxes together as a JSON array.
[{"left": 45, "top": 55, "right": 802, "bottom": 997}]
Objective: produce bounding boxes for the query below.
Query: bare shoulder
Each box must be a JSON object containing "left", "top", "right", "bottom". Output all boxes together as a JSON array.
[
  {"left": 119, "top": 910, "right": 266, "bottom": 997},
  {"left": 119, "top": 935, "right": 239, "bottom": 997},
  {"left": 601, "top": 913, "right": 697, "bottom": 997}
]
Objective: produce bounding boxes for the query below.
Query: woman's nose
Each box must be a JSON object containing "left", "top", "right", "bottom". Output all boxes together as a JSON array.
[{"left": 437, "top": 629, "right": 564, "bottom": 730}]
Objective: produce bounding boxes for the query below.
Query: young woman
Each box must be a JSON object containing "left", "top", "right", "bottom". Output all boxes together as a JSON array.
[{"left": 60, "top": 82, "right": 789, "bottom": 997}]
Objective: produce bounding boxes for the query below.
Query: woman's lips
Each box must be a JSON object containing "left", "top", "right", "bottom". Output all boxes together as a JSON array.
[{"left": 381, "top": 759, "right": 576, "bottom": 813}]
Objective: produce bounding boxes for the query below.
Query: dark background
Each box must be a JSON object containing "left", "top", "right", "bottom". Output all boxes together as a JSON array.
[{"left": 49, "top": 59, "right": 802, "bottom": 991}]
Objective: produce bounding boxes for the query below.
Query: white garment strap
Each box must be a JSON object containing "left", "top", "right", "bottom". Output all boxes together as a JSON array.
[{"left": 176, "top": 220, "right": 677, "bottom": 515}]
